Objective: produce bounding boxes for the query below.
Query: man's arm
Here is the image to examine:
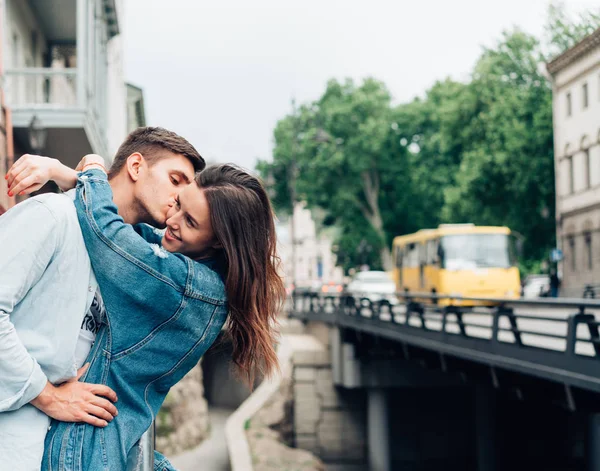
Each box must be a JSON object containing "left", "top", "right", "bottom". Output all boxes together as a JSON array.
[
  {"left": 0, "top": 199, "right": 118, "bottom": 426},
  {"left": 0, "top": 199, "right": 60, "bottom": 410}
]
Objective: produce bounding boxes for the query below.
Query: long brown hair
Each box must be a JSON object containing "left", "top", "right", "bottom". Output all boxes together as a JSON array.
[{"left": 196, "top": 164, "right": 285, "bottom": 386}]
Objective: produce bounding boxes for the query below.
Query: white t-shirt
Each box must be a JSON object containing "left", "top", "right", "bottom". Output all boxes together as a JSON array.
[{"left": 74, "top": 290, "right": 105, "bottom": 368}]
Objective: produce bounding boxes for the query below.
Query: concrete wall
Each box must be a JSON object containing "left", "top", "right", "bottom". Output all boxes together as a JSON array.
[
  {"left": 202, "top": 336, "right": 254, "bottom": 409},
  {"left": 293, "top": 356, "right": 367, "bottom": 465}
]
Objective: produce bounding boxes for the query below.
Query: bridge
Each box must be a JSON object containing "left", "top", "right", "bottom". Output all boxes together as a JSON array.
[{"left": 289, "top": 291, "right": 600, "bottom": 471}]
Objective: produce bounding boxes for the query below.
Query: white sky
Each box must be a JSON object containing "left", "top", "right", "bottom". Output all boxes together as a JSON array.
[{"left": 123, "top": 0, "right": 598, "bottom": 170}]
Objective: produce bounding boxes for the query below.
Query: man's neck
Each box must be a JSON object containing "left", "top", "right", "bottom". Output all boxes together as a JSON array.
[{"left": 109, "top": 174, "right": 139, "bottom": 225}]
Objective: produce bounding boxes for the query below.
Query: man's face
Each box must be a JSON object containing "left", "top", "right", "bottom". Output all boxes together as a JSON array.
[{"left": 135, "top": 153, "right": 196, "bottom": 228}]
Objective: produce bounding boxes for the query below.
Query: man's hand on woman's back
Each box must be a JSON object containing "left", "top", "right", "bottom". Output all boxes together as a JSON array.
[{"left": 30, "top": 363, "right": 118, "bottom": 427}]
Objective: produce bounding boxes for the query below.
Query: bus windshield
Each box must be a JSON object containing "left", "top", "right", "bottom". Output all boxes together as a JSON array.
[{"left": 440, "top": 234, "right": 514, "bottom": 270}]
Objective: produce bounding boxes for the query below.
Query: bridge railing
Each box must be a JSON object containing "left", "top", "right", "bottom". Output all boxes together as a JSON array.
[{"left": 290, "top": 290, "right": 600, "bottom": 393}]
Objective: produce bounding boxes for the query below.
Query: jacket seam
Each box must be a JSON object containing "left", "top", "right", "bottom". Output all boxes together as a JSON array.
[
  {"left": 112, "top": 296, "right": 188, "bottom": 360},
  {"left": 82, "top": 180, "right": 185, "bottom": 292},
  {"left": 143, "top": 303, "right": 222, "bottom": 415},
  {"left": 82, "top": 179, "right": 226, "bottom": 304}
]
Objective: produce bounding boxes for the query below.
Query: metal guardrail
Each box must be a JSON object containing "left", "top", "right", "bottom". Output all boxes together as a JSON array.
[
  {"left": 290, "top": 290, "right": 600, "bottom": 394},
  {"left": 139, "top": 426, "right": 155, "bottom": 471}
]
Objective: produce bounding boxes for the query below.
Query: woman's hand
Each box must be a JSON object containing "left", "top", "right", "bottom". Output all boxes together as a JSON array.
[
  {"left": 76, "top": 154, "right": 107, "bottom": 173},
  {"left": 5, "top": 154, "right": 65, "bottom": 196}
]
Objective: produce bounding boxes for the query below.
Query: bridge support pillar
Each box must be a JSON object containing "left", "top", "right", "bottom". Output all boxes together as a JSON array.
[
  {"left": 330, "top": 327, "right": 343, "bottom": 384},
  {"left": 588, "top": 413, "right": 600, "bottom": 471},
  {"left": 367, "top": 388, "right": 390, "bottom": 471},
  {"left": 475, "top": 385, "right": 496, "bottom": 471}
]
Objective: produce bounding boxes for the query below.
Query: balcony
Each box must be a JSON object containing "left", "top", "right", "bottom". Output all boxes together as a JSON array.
[{"left": 3, "top": 0, "right": 119, "bottom": 168}]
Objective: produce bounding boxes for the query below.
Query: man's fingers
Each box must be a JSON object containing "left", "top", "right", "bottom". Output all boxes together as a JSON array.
[
  {"left": 85, "top": 404, "right": 115, "bottom": 423},
  {"left": 87, "top": 384, "right": 118, "bottom": 402},
  {"left": 90, "top": 396, "right": 118, "bottom": 417},
  {"left": 79, "top": 413, "right": 108, "bottom": 428}
]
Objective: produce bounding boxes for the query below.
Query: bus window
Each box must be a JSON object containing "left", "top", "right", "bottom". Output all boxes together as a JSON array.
[
  {"left": 395, "top": 246, "right": 403, "bottom": 268},
  {"left": 404, "top": 243, "right": 419, "bottom": 268},
  {"left": 426, "top": 239, "right": 439, "bottom": 265},
  {"left": 440, "top": 234, "right": 514, "bottom": 270},
  {"left": 419, "top": 243, "right": 426, "bottom": 288}
]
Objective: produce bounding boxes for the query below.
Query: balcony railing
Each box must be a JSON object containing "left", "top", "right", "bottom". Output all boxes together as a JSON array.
[{"left": 4, "top": 68, "right": 77, "bottom": 108}]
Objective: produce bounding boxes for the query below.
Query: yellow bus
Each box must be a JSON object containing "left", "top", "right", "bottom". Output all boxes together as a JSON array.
[{"left": 392, "top": 224, "right": 521, "bottom": 305}]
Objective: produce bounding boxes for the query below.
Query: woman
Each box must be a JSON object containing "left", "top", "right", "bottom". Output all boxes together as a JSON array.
[{"left": 7, "top": 155, "right": 284, "bottom": 470}]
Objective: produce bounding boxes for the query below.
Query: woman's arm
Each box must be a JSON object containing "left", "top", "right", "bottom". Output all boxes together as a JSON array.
[
  {"left": 73, "top": 168, "right": 195, "bottom": 291},
  {"left": 5, "top": 154, "right": 78, "bottom": 195}
]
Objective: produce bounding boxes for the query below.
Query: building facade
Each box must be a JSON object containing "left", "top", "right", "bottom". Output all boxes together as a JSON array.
[
  {"left": 277, "top": 201, "right": 344, "bottom": 289},
  {"left": 548, "top": 29, "right": 600, "bottom": 296},
  {"left": 0, "top": 0, "right": 136, "bottom": 209}
]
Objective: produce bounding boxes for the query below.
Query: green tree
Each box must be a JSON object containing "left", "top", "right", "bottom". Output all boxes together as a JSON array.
[
  {"left": 260, "top": 78, "right": 403, "bottom": 270},
  {"left": 545, "top": 2, "right": 600, "bottom": 58},
  {"left": 441, "top": 30, "right": 555, "bottom": 262}
]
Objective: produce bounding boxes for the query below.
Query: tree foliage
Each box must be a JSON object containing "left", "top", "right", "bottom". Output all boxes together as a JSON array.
[{"left": 259, "top": 4, "right": 600, "bottom": 273}]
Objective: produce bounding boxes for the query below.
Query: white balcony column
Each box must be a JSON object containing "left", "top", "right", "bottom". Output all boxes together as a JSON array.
[{"left": 76, "top": 0, "right": 88, "bottom": 107}]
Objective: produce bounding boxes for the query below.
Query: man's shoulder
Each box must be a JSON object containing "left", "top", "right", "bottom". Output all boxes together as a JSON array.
[{"left": 29, "top": 192, "right": 77, "bottom": 221}]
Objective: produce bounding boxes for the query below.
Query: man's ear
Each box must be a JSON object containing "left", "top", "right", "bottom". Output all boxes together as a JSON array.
[{"left": 125, "top": 153, "right": 145, "bottom": 182}]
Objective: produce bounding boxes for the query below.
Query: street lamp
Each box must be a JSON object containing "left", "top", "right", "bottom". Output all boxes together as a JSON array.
[{"left": 28, "top": 115, "right": 47, "bottom": 155}]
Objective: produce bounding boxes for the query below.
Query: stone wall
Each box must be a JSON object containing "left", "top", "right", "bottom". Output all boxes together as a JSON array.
[
  {"left": 156, "top": 362, "right": 210, "bottom": 456},
  {"left": 292, "top": 346, "right": 367, "bottom": 465},
  {"left": 246, "top": 374, "right": 325, "bottom": 471}
]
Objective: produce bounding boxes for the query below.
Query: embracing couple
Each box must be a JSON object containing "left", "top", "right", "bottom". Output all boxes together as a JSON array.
[{"left": 0, "top": 126, "right": 285, "bottom": 471}]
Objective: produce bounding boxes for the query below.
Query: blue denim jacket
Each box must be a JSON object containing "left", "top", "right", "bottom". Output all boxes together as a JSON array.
[{"left": 43, "top": 170, "right": 228, "bottom": 471}]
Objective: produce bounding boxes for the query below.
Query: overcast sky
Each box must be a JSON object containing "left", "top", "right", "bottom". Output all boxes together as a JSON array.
[{"left": 123, "top": 0, "right": 598, "bottom": 170}]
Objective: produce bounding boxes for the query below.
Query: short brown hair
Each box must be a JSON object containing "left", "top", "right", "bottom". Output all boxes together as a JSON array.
[{"left": 108, "top": 127, "right": 205, "bottom": 178}]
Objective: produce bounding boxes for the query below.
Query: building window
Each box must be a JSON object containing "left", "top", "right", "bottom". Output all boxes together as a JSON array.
[
  {"left": 567, "top": 92, "right": 572, "bottom": 117},
  {"left": 569, "top": 236, "right": 576, "bottom": 272},
  {"left": 583, "top": 83, "right": 589, "bottom": 109},
  {"left": 568, "top": 156, "right": 574, "bottom": 194},
  {"left": 585, "top": 233, "right": 593, "bottom": 270},
  {"left": 585, "top": 148, "right": 591, "bottom": 188}
]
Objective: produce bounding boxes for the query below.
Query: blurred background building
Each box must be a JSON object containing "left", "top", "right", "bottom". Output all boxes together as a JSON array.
[
  {"left": 276, "top": 201, "right": 344, "bottom": 290},
  {"left": 0, "top": 0, "right": 144, "bottom": 211},
  {"left": 548, "top": 27, "right": 600, "bottom": 297}
]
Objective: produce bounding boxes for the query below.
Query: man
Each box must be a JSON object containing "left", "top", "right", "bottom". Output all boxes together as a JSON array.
[
  {"left": 0, "top": 126, "right": 204, "bottom": 470},
  {"left": 550, "top": 268, "right": 561, "bottom": 298}
]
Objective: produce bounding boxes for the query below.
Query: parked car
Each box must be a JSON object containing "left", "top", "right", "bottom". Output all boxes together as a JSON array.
[
  {"left": 522, "top": 274, "right": 550, "bottom": 298},
  {"left": 345, "top": 270, "right": 399, "bottom": 305}
]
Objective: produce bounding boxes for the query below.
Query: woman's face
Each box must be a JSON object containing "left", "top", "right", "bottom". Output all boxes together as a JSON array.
[{"left": 161, "top": 184, "right": 219, "bottom": 259}]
